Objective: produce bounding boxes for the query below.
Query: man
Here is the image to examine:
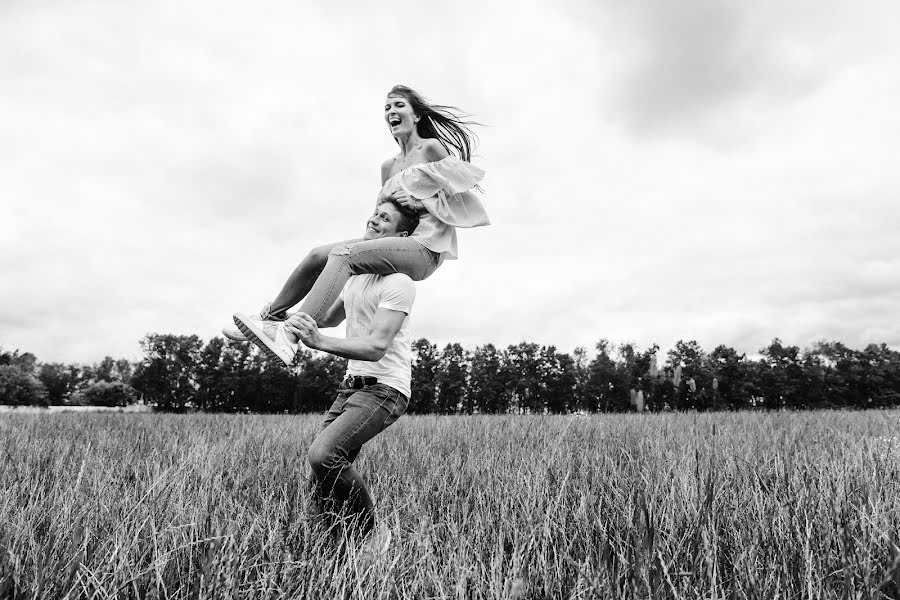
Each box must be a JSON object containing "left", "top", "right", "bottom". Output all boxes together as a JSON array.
[{"left": 234, "top": 198, "right": 419, "bottom": 545}]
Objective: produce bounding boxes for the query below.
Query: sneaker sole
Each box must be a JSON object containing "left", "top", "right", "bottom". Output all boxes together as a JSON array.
[
  {"left": 221, "top": 327, "right": 248, "bottom": 342},
  {"left": 233, "top": 313, "right": 293, "bottom": 366}
]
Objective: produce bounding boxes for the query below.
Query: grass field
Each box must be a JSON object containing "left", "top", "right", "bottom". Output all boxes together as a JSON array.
[{"left": 1, "top": 410, "right": 898, "bottom": 599}]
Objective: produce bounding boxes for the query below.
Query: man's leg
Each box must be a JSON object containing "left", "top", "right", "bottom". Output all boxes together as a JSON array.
[
  {"left": 307, "top": 383, "right": 408, "bottom": 536},
  {"left": 305, "top": 389, "right": 353, "bottom": 532}
]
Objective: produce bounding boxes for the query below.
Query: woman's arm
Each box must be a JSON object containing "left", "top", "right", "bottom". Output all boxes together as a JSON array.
[
  {"left": 388, "top": 141, "right": 448, "bottom": 212},
  {"left": 395, "top": 152, "right": 488, "bottom": 227},
  {"left": 381, "top": 157, "right": 396, "bottom": 185},
  {"left": 390, "top": 190, "right": 433, "bottom": 213}
]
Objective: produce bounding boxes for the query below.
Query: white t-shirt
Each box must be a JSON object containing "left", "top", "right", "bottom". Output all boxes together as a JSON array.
[{"left": 340, "top": 273, "right": 415, "bottom": 398}]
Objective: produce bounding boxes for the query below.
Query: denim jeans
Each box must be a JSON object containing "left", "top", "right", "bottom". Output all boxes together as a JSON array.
[
  {"left": 297, "top": 237, "right": 439, "bottom": 320},
  {"left": 307, "top": 382, "right": 409, "bottom": 535}
]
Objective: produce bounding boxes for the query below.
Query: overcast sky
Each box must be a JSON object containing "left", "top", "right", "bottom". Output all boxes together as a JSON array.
[{"left": 2, "top": 0, "right": 899, "bottom": 365}]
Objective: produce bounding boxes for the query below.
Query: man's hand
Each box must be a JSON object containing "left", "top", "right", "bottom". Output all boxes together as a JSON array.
[
  {"left": 285, "top": 312, "right": 321, "bottom": 349},
  {"left": 286, "top": 306, "right": 407, "bottom": 362}
]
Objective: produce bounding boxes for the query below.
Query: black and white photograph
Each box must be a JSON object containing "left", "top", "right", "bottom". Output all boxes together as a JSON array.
[{"left": 1, "top": 0, "right": 899, "bottom": 597}]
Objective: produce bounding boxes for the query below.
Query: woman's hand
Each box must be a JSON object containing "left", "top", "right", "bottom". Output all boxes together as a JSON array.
[
  {"left": 259, "top": 301, "right": 275, "bottom": 319},
  {"left": 285, "top": 313, "right": 321, "bottom": 349},
  {"left": 389, "top": 189, "right": 418, "bottom": 211}
]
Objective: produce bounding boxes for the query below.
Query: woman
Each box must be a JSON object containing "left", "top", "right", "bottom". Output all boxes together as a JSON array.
[{"left": 224, "top": 85, "right": 489, "bottom": 347}]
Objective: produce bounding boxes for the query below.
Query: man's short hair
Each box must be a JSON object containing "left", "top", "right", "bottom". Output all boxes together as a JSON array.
[{"left": 378, "top": 198, "right": 420, "bottom": 236}]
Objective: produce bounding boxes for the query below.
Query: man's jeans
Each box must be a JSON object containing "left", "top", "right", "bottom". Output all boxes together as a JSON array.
[{"left": 307, "top": 382, "right": 409, "bottom": 535}]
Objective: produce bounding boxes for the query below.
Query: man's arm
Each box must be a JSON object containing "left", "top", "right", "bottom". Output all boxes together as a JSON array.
[{"left": 286, "top": 308, "right": 406, "bottom": 362}]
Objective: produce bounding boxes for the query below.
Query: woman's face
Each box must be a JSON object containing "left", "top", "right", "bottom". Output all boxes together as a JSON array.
[{"left": 384, "top": 94, "right": 417, "bottom": 136}]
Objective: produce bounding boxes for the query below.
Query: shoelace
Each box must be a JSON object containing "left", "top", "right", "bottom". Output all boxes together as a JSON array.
[{"left": 261, "top": 321, "right": 281, "bottom": 341}]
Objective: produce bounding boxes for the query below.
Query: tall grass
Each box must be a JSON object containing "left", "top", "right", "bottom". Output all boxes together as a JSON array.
[{"left": 1, "top": 410, "right": 898, "bottom": 598}]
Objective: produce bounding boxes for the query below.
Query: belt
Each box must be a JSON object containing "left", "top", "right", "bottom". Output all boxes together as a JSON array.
[{"left": 343, "top": 375, "right": 378, "bottom": 389}]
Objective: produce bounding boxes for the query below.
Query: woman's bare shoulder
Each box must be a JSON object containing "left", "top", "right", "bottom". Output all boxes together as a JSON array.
[
  {"left": 422, "top": 139, "right": 450, "bottom": 161},
  {"left": 381, "top": 156, "right": 398, "bottom": 184}
]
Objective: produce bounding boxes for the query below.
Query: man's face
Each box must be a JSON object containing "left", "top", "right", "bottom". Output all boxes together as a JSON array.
[{"left": 363, "top": 202, "right": 405, "bottom": 240}]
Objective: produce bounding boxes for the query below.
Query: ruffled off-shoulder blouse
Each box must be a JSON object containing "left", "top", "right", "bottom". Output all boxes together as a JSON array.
[{"left": 378, "top": 155, "right": 489, "bottom": 262}]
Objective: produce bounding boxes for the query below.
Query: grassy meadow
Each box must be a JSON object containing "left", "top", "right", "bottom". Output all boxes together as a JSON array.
[{"left": 0, "top": 410, "right": 898, "bottom": 599}]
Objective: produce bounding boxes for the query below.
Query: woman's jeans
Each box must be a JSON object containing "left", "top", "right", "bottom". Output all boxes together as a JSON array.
[
  {"left": 269, "top": 237, "right": 439, "bottom": 320},
  {"left": 307, "top": 382, "right": 409, "bottom": 536}
]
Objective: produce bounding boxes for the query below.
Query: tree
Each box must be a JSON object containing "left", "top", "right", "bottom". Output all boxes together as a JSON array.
[
  {"left": 256, "top": 355, "right": 302, "bottom": 413},
  {"left": 570, "top": 347, "right": 591, "bottom": 412},
  {"left": 667, "top": 340, "right": 706, "bottom": 375},
  {"left": 410, "top": 338, "right": 439, "bottom": 413},
  {"left": 94, "top": 356, "right": 116, "bottom": 382},
  {"left": 70, "top": 381, "right": 137, "bottom": 407},
  {"left": 618, "top": 343, "right": 660, "bottom": 410},
  {"left": 810, "top": 341, "right": 864, "bottom": 407},
  {"left": 585, "top": 340, "right": 619, "bottom": 412},
  {"left": 296, "top": 351, "right": 347, "bottom": 413},
  {"left": 468, "top": 343, "right": 508, "bottom": 414},
  {"left": 435, "top": 343, "right": 469, "bottom": 414},
  {"left": 219, "top": 339, "right": 261, "bottom": 411},
  {"left": 759, "top": 338, "right": 805, "bottom": 409},
  {"left": 706, "top": 345, "right": 753, "bottom": 410},
  {"left": 666, "top": 340, "right": 710, "bottom": 409},
  {"left": 194, "top": 337, "right": 229, "bottom": 411},
  {"left": 37, "top": 362, "right": 80, "bottom": 405},
  {"left": 0, "top": 365, "right": 47, "bottom": 406},
  {"left": 860, "top": 343, "right": 900, "bottom": 407},
  {"left": 131, "top": 334, "right": 202, "bottom": 411},
  {"left": 543, "top": 347, "right": 577, "bottom": 414},
  {"left": 1, "top": 349, "right": 38, "bottom": 373},
  {"left": 211, "top": 340, "right": 297, "bottom": 413},
  {"left": 504, "top": 342, "right": 544, "bottom": 413}
]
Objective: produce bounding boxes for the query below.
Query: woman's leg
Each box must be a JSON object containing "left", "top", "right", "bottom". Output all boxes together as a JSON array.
[
  {"left": 267, "top": 238, "right": 362, "bottom": 317},
  {"left": 298, "top": 237, "right": 440, "bottom": 321}
]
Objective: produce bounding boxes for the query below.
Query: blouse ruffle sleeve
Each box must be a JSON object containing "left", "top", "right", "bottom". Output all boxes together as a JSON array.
[{"left": 397, "top": 156, "right": 490, "bottom": 228}]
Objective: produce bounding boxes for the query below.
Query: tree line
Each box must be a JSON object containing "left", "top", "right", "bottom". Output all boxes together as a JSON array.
[{"left": 2, "top": 335, "right": 899, "bottom": 413}]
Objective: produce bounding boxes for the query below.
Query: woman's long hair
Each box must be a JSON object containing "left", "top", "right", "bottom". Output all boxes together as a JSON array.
[{"left": 387, "top": 85, "right": 480, "bottom": 162}]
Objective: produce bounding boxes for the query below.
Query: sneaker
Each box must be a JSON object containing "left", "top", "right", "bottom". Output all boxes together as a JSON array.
[
  {"left": 355, "top": 523, "right": 392, "bottom": 570},
  {"left": 233, "top": 313, "right": 297, "bottom": 366},
  {"left": 222, "top": 304, "right": 282, "bottom": 342},
  {"left": 365, "top": 523, "right": 392, "bottom": 556},
  {"left": 222, "top": 320, "right": 249, "bottom": 342}
]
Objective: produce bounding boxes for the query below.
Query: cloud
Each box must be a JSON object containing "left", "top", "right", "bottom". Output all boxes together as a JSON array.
[
  {"left": 568, "top": 0, "right": 893, "bottom": 145},
  {"left": 2, "top": 0, "right": 899, "bottom": 365}
]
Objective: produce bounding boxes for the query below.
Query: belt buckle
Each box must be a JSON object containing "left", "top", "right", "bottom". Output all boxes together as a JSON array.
[{"left": 344, "top": 375, "right": 374, "bottom": 389}]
